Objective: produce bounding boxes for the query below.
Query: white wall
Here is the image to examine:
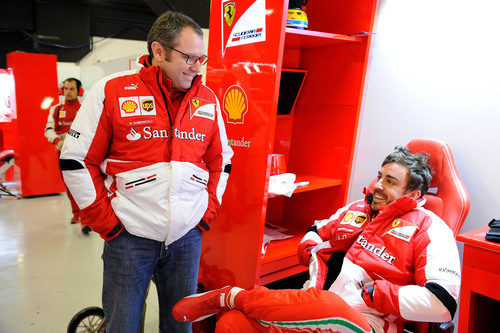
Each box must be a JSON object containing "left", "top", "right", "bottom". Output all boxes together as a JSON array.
[
  {"left": 349, "top": 0, "right": 500, "bottom": 328},
  {"left": 56, "top": 29, "right": 209, "bottom": 94},
  {"left": 350, "top": 0, "right": 500, "bottom": 231}
]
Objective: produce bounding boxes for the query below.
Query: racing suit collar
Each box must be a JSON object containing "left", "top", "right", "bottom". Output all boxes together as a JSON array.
[{"left": 64, "top": 98, "right": 80, "bottom": 107}]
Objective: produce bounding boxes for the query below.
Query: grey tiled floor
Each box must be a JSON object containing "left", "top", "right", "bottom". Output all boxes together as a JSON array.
[{"left": 0, "top": 193, "right": 160, "bottom": 332}]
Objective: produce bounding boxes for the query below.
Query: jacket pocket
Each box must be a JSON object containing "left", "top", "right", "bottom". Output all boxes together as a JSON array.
[
  {"left": 176, "top": 163, "right": 209, "bottom": 226},
  {"left": 111, "top": 163, "right": 170, "bottom": 240}
]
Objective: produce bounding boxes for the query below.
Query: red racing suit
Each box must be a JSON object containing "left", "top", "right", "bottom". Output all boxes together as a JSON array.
[
  {"left": 298, "top": 196, "right": 461, "bottom": 333},
  {"left": 44, "top": 98, "right": 81, "bottom": 146},
  {"left": 60, "top": 55, "right": 233, "bottom": 243}
]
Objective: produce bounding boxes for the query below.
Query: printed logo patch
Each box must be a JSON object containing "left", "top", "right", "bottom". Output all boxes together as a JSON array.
[
  {"left": 224, "top": 2, "right": 235, "bottom": 27},
  {"left": 223, "top": 85, "right": 248, "bottom": 124},
  {"left": 222, "top": 0, "right": 266, "bottom": 56},
  {"left": 124, "top": 83, "right": 138, "bottom": 90},
  {"left": 58, "top": 110, "right": 66, "bottom": 118},
  {"left": 119, "top": 97, "right": 141, "bottom": 117},
  {"left": 126, "top": 127, "right": 141, "bottom": 141},
  {"left": 384, "top": 219, "right": 419, "bottom": 242},
  {"left": 340, "top": 211, "right": 368, "bottom": 228},
  {"left": 120, "top": 96, "right": 156, "bottom": 117},
  {"left": 354, "top": 214, "right": 367, "bottom": 225},
  {"left": 68, "top": 129, "right": 80, "bottom": 139},
  {"left": 139, "top": 96, "right": 156, "bottom": 115},
  {"left": 189, "top": 97, "right": 215, "bottom": 121},
  {"left": 343, "top": 213, "right": 354, "bottom": 223}
]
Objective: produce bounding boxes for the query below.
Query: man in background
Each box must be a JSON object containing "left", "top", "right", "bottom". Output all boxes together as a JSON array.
[{"left": 44, "top": 78, "right": 89, "bottom": 232}]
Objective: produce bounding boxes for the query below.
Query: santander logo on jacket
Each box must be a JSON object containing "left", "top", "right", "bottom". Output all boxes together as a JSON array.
[{"left": 60, "top": 55, "right": 233, "bottom": 245}]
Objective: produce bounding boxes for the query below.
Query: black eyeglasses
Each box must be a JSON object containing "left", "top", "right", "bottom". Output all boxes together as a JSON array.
[{"left": 168, "top": 46, "right": 209, "bottom": 65}]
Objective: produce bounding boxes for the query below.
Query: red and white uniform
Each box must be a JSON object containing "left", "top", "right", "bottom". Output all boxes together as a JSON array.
[
  {"left": 44, "top": 99, "right": 81, "bottom": 145},
  {"left": 299, "top": 196, "right": 461, "bottom": 332},
  {"left": 60, "top": 55, "right": 233, "bottom": 243}
]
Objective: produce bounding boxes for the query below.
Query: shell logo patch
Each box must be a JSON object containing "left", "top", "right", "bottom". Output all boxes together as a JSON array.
[
  {"left": 119, "top": 97, "right": 141, "bottom": 117},
  {"left": 58, "top": 110, "right": 66, "bottom": 118},
  {"left": 340, "top": 211, "right": 368, "bottom": 228},
  {"left": 343, "top": 213, "right": 354, "bottom": 223},
  {"left": 223, "top": 85, "right": 248, "bottom": 124},
  {"left": 224, "top": 2, "right": 235, "bottom": 27},
  {"left": 122, "top": 100, "right": 138, "bottom": 113},
  {"left": 189, "top": 97, "right": 215, "bottom": 121},
  {"left": 385, "top": 219, "right": 419, "bottom": 242}
]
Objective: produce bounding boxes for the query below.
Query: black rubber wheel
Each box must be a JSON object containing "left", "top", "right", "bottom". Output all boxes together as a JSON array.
[{"left": 67, "top": 306, "right": 105, "bottom": 333}]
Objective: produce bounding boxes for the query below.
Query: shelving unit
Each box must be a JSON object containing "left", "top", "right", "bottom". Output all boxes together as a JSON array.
[
  {"left": 199, "top": 0, "right": 378, "bottom": 290},
  {"left": 284, "top": 28, "right": 362, "bottom": 49}
]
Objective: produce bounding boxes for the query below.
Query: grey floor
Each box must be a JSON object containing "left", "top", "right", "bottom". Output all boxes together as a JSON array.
[{"left": 0, "top": 193, "right": 161, "bottom": 332}]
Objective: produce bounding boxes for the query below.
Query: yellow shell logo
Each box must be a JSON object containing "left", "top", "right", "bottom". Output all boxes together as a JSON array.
[
  {"left": 392, "top": 219, "right": 401, "bottom": 228},
  {"left": 122, "top": 100, "right": 138, "bottom": 113},
  {"left": 141, "top": 99, "right": 154, "bottom": 112},
  {"left": 223, "top": 85, "right": 248, "bottom": 124},
  {"left": 192, "top": 98, "right": 200, "bottom": 108},
  {"left": 343, "top": 213, "right": 354, "bottom": 222}
]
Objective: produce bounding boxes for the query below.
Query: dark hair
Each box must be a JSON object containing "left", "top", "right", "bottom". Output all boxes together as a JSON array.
[
  {"left": 382, "top": 146, "right": 433, "bottom": 196},
  {"left": 64, "top": 77, "right": 82, "bottom": 91},
  {"left": 147, "top": 11, "right": 203, "bottom": 58}
]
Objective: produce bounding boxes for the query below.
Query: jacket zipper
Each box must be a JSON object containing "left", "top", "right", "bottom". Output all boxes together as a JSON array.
[{"left": 157, "top": 71, "right": 174, "bottom": 138}]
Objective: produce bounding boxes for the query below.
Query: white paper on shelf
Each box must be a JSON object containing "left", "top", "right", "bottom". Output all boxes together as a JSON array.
[
  {"left": 268, "top": 173, "right": 297, "bottom": 197},
  {"left": 262, "top": 223, "right": 293, "bottom": 255},
  {"left": 268, "top": 173, "right": 310, "bottom": 197}
]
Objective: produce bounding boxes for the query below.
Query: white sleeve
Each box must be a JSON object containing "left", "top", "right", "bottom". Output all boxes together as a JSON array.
[
  {"left": 44, "top": 105, "right": 61, "bottom": 143},
  {"left": 400, "top": 211, "right": 461, "bottom": 322}
]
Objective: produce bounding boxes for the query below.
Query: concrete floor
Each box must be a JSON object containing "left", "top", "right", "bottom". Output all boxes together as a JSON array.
[{"left": 0, "top": 193, "right": 161, "bottom": 332}]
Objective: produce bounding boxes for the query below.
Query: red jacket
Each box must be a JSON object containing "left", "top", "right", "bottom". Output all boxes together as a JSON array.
[
  {"left": 44, "top": 99, "right": 81, "bottom": 145},
  {"left": 299, "top": 196, "right": 461, "bottom": 333},
  {"left": 60, "top": 55, "right": 233, "bottom": 243}
]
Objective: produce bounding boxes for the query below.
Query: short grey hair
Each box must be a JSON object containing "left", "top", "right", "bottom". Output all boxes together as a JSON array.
[{"left": 147, "top": 11, "right": 203, "bottom": 59}]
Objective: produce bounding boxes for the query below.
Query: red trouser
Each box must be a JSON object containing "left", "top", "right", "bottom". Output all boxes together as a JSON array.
[
  {"left": 57, "top": 151, "right": 80, "bottom": 218},
  {"left": 215, "top": 287, "right": 373, "bottom": 333},
  {"left": 66, "top": 184, "right": 80, "bottom": 216}
]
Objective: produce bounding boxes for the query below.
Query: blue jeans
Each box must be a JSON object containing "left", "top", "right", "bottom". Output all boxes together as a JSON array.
[{"left": 102, "top": 227, "right": 202, "bottom": 333}]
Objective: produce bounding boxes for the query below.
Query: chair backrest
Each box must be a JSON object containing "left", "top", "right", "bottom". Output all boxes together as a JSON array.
[{"left": 406, "top": 138, "right": 470, "bottom": 237}]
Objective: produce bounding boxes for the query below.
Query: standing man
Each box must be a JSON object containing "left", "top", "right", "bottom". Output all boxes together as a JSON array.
[
  {"left": 60, "top": 11, "right": 233, "bottom": 333},
  {"left": 44, "top": 78, "right": 83, "bottom": 227}
]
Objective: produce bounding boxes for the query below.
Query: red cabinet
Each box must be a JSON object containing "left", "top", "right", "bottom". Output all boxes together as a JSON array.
[
  {"left": 6, "top": 52, "right": 65, "bottom": 197},
  {"left": 457, "top": 227, "right": 500, "bottom": 333},
  {"left": 199, "top": 0, "right": 378, "bottom": 290}
]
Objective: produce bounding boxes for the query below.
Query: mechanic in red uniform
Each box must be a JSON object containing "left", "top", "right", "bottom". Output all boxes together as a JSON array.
[
  {"left": 44, "top": 78, "right": 84, "bottom": 228},
  {"left": 60, "top": 11, "right": 233, "bottom": 333},
  {"left": 173, "top": 146, "right": 461, "bottom": 333}
]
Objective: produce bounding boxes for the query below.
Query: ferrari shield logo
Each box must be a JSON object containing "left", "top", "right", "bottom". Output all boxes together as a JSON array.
[
  {"left": 224, "top": 2, "right": 235, "bottom": 27},
  {"left": 192, "top": 98, "right": 200, "bottom": 108}
]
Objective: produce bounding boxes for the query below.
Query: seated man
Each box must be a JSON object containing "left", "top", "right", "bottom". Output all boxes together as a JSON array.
[{"left": 173, "top": 146, "right": 461, "bottom": 333}]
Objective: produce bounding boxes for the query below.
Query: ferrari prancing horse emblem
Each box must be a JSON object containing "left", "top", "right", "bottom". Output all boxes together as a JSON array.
[{"left": 224, "top": 2, "right": 235, "bottom": 27}]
